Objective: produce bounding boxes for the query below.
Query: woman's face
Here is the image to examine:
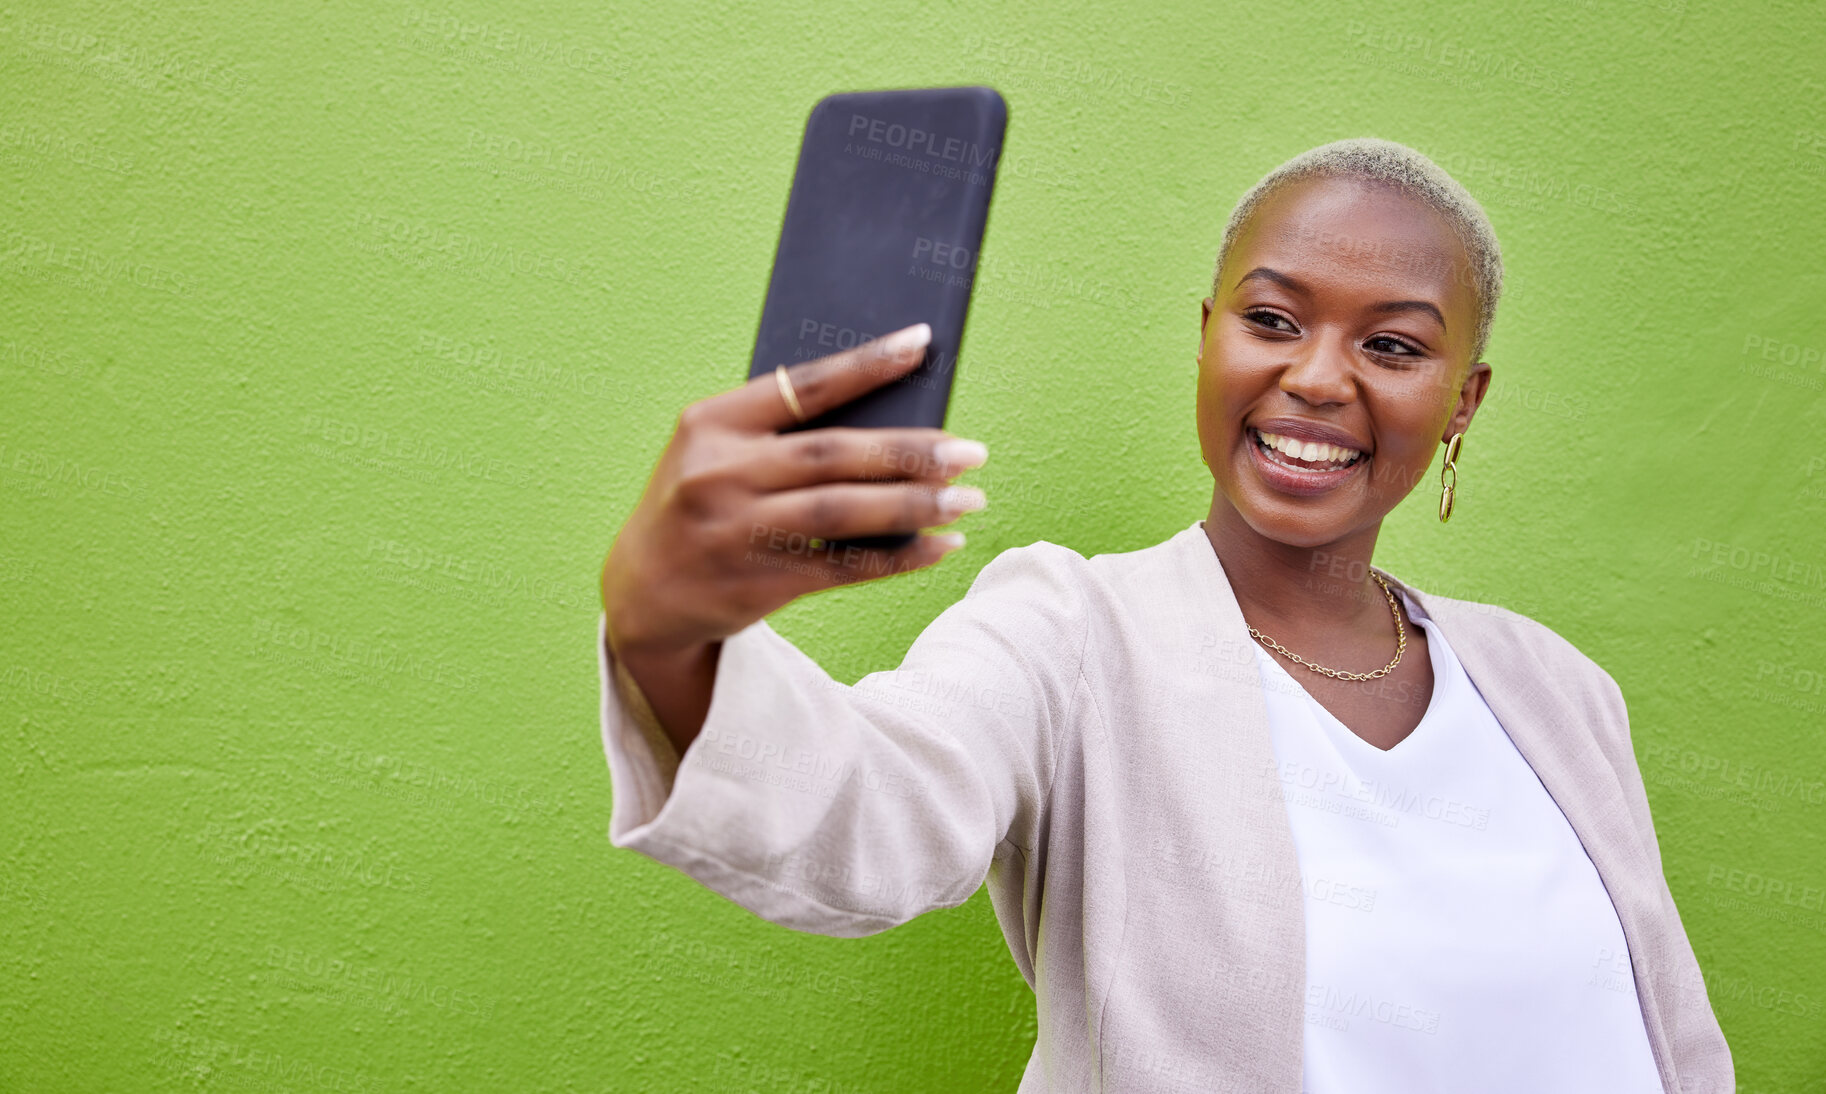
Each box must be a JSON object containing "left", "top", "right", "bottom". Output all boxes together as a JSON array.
[{"left": 1197, "top": 175, "right": 1492, "bottom": 550}]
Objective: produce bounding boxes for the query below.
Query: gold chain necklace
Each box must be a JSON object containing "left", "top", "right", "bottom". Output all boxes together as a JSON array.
[{"left": 1247, "top": 570, "right": 1407, "bottom": 682}]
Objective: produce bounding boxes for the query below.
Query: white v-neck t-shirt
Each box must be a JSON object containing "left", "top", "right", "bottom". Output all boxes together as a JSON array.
[{"left": 1253, "top": 587, "right": 1664, "bottom": 1093}]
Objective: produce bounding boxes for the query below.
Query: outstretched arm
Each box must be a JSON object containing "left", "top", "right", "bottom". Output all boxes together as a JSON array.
[{"left": 598, "top": 541, "right": 1087, "bottom": 937}]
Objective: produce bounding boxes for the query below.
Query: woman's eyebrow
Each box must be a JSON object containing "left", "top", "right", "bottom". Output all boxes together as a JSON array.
[
  {"left": 1366, "top": 299, "right": 1448, "bottom": 329},
  {"left": 1234, "top": 266, "right": 1306, "bottom": 294},
  {"left": 1235, "top": 266, "right": 1447, "bottom": 329}
]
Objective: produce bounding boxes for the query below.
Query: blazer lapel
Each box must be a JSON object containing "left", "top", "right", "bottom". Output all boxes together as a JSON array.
[
  {"left": 1160, "top": 521, "right": 1309, "bottom": 1091},
  {"left": 1386, "top": 577, "right": 1650, "bottom": 888},
  {"left": 1382, "top": 575, "right": 1679, "bottom": 1093}
]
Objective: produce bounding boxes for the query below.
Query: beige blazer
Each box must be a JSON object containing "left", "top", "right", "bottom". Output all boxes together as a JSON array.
[{"left": 598, "top": 518, "right": 1734, "bottom": 1093}]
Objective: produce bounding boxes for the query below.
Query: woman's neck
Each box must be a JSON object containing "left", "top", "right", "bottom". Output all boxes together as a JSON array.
[{"left": 1201, "top": 498, "right": 1390, "bottom": 631}]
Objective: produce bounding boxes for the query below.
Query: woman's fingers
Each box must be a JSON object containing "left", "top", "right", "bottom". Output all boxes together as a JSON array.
[
  {"left": 706, "top": 322, "right": 934, "bottom": 434},
  {"left": 741, "top": 528, "right": 969, "bottom": 592},
  {"left": 744, "top": 426, "right": 989, "bottom": 493},
  {"left": 600, "top": 319, "right": 988, "bottom": 655},
  {"left": 748, "top": 480, "right": 987, "bottom": 546}
]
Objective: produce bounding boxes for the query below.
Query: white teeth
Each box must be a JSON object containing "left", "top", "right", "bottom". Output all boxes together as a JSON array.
[{"left": 1255, "top": 429, "right": 1364, "bottom": 469}]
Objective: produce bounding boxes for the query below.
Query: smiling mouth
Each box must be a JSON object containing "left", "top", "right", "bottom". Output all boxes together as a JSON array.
[{"left": 1249, "top": 427, "right": 1367, "bottom": 473}]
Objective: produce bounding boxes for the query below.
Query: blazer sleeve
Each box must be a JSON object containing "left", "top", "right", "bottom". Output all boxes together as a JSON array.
[
  {"left": 1590, "top": 671, "right": 1665, "bottom": 878},
  {"left": 597, "top": 541, "right": 1088, "bottom": 938},
  {"left": 1591, "top": 668, "right": 1737, "bottom": 1090}
]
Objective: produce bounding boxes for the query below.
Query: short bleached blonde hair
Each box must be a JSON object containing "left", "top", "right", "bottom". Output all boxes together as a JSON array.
[{"left": 1212, "top": 137, "right": 1504, "bottom": 364}]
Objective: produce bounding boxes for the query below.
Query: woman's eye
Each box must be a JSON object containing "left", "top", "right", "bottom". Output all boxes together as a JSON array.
[
  {"left": 1244, "top": 309, "right": 1295, "bottom": 332},
  {"left": 1366, "top": 336, "right": 1420, "bottom": 356}
]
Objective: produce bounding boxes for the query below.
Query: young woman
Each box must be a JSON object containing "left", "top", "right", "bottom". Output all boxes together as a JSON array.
[{"left": 596, "top": 138, "right": 1734, "bottom": 1093}]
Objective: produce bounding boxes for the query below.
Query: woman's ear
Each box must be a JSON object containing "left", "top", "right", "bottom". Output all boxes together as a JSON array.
[
  {"left": 1448, "top": 360, "right": 1494, "bottom": 437},
  {"left": 1198, "top": 296, "right": 1215, "bottom": 364}
]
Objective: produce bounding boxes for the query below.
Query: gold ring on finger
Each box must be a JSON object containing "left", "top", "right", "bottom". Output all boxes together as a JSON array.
[{"left": 774, "top": 365, "right": 807, "bottom": 423}]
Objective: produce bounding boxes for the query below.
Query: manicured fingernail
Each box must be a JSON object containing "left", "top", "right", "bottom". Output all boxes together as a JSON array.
[
  {"left": 889, "top": 322, "right": 931, "bottom": 346},
  {"left": 884, "top": 323, "right": 932, "bottom": 363},
  {"left": 932, "top": 532, "right": 966, "bottom": 551},
  {"left": 937, "top": 485, "right": 986, "bottom": 515},
  {"left": 934, "top": 438, "right": 989, "bottom": 471}
]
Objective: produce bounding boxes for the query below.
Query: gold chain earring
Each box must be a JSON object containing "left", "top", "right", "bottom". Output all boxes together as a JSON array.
[{"left": 1439, "top": 432, "right": 1464, "bottom": 523}]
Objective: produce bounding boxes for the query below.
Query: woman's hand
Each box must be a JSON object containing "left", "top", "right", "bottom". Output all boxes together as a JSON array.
[{"left": 601, "top": 322, "right": 989, "bottom": 663}]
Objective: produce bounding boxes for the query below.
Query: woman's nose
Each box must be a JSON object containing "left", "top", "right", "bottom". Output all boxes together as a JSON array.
[{"left": 1276, "top": 333, "right": 1356, "bottom": 405}]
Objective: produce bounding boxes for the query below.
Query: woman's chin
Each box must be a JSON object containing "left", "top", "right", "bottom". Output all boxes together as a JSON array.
[
  {"left": 1220, "top": 461, "right": 1370, "bottom": 549},
  {"left": 1244, "top": 508, "right": 1358, "bottom": 551}
]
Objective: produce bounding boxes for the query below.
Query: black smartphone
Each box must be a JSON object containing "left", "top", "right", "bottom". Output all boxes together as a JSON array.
[{"left": 747, "top": 85, "right": 1006, "bottom": 552}]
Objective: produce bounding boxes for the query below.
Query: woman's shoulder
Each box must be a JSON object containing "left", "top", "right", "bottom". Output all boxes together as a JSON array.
[
  {"left": 958, "top": 532, "right": 1174, "bottom": 644},
  {"left": 966, "top": 536, "right": 1094, "bottom": 601},
  {"left": 1399, "top": 578, "right": 1626, "bottom": 709},
  {"left": 971, "top": 526, "right": 1187, "bottom": 611}
]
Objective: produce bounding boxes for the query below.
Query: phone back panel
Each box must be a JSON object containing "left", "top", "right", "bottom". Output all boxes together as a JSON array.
[{"left": 747, "top": 86, "right": 1007, "bottom": 434}]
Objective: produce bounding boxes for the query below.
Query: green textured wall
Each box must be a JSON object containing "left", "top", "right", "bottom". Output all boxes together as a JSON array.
[{"left": 4, "top": 0, "right": 1823, "bottom": 1089}]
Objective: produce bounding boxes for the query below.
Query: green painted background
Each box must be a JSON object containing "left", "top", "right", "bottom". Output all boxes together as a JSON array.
[{"left": 4, "top": 0, "right": 1823, "bottom": 1090}]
